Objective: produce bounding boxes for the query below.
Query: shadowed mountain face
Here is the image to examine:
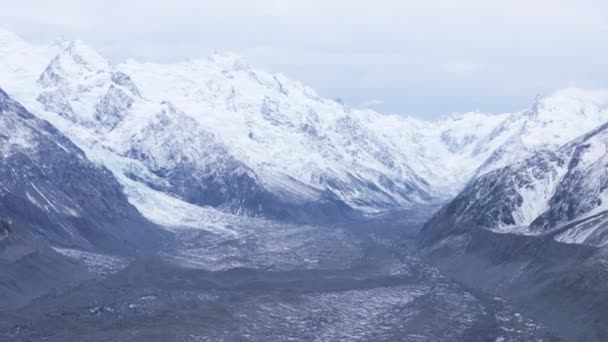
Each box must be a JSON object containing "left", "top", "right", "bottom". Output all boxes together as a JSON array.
[
  {"left": 0, "top": 88, "right": 167, "bottom": 254},
  {"left": 0, "top": 88, "right": 171, "bottom": 309},
  {"left": 421, "top": 121, "right": 608, "bottom": 248}
]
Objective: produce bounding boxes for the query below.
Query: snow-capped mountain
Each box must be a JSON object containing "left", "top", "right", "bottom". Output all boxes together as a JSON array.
[
  {"left": 421, "top": 92, "right": 608, "bottom": 248},
  {"left": 2, "top": 27, "right": 608, "bottom": 224},
  {"left": 471, "top": 89, "right": 608, "bottom": 178},
  {"left": 0, "top": 30, "right": 438, "bottom": 221},
  {"left": 532, "top": 121, "right": 608, "bottom": 245},
  {"left": 0, "top": 87, "right": 165, "bottom": 253}
]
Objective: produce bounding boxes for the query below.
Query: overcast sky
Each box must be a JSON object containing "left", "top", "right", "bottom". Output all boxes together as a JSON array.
[{"left": 2, "top": 0, "right": 607, "bottom": 118}]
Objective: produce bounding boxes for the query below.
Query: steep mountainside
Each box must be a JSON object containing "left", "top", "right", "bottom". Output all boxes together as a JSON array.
[
  {"left": 0, "top": 88, "right": 165, "bottom": 253},
  {"left": 471, "top": 89, "right": 608, "bottom": 177},
  {"left": 0, "top": 31, "right": 439, "bottom": 220},
  {"left": 421, "top": 91, "right": 608, "bottom": 248}
]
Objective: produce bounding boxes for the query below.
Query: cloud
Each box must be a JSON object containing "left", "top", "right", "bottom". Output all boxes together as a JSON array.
[
  {"left": 439, "top": 61, "right": 481, "bottom": 77},
  {"left": 1, "top": 0, "right": 607, "bottom": 117}
]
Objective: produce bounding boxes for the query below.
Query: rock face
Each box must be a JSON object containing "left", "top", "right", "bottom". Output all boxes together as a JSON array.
[
  {"left": 530, "top": 123, "right": 608, "bottom": 235},
  {"left": 0, "top": 88, "right": 165, "bottom": 254}
]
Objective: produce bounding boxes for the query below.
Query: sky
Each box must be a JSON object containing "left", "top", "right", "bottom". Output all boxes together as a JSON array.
[{"left": 1, "top": 0, "right": 607, "bottom": 118}]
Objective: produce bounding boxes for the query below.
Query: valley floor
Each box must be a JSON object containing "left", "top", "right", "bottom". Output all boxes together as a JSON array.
[{"left": 0, "top": 210, "right": 560, "bottom": 341}]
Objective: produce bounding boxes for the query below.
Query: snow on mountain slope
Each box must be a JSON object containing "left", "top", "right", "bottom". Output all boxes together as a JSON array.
[
  {"left": 0, "top": 29, "right": 439, "bottom": 221},
  {"left": 530, "top": 121, "right": 608, "bottom": 234},
  {"left": 114, "top": 54, "right": 436, "bottom": 211},
  {"left": 0, "top": 30, "right": 60, "bottom": 103},
  {"left": 0, "top": 87, "right": 165, "bottom": 253},
  {"left": 37, "top": 40, "right": 116, "bottom": 124},
  {"left": 472, "top": 89, "right": 608, "bottom": 177},
  {"left": 423, "top": 114, "right": 608, "bottom": 248},
  {"left": 423, "top": 149, "right": 567, "bottom": 237},
  {"left": 360, "top": 110, "right": 510, "bottom": 194},
  {"left": 2, "top": 28, "right": 608, "bottom": 223}
]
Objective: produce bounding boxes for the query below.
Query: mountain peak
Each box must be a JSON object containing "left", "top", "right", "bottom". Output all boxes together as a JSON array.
[
  {"left": 50, "top": 36, "right": 71, "bottom": 50},
  {"left": 61, "top": 39, "right": 109, "bottom": 70},
  {"left": 533, "top": 88, "right": 608, "bottom": 115},
  {"left": 38, "top": 38, "right": 111, "bottom": 87},
  {"left": 207, "top": 51, "right": 251, "bottom": 71}
]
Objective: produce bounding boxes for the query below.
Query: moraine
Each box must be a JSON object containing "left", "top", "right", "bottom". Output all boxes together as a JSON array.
[{"left": 0, "top": 210, "right": 559, "bottom": 341}]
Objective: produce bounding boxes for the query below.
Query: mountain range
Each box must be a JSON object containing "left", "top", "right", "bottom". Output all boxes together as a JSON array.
[
  {"left": 2, "top": 28, "right": 608, "bottom": 229},
  {"left": 421, "top": 89, "right": 608, "bottom": 247}
]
